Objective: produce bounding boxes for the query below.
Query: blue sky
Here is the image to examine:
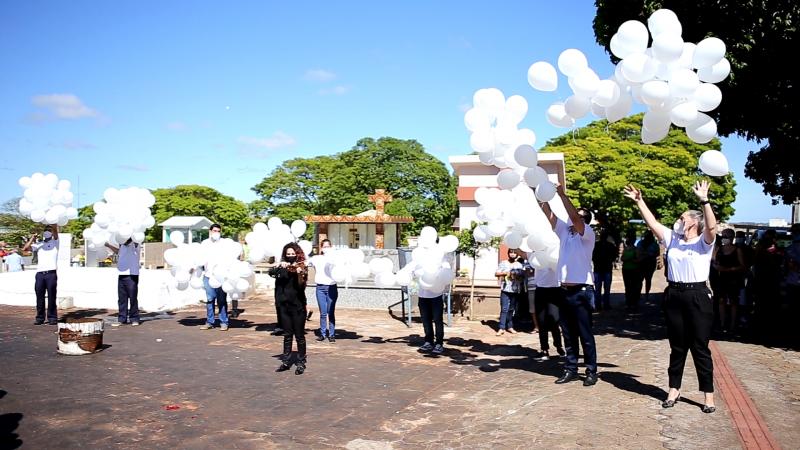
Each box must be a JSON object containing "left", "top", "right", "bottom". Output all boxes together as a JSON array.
[{"left": 0, "top": 1, "right": 790, "bottom": 223}]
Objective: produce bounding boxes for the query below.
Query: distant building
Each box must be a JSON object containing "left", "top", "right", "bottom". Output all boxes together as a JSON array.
[{"left": 158, "top": 216, "right": 213, "bottom": 244}]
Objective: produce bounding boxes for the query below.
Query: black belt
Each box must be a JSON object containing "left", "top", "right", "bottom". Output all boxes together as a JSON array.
[
  {"left": 561, "top": 284, "right": 592, "bottom": 291},
  {"left": 668, "top": 281, "right": 707, "bottom": 289},
  {"left": 37, "top": 269, "right": 57, "bottom": 274}
]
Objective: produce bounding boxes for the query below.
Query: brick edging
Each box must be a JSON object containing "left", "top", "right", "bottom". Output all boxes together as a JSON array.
[{"left": 710, "top": 341, "right": 782, "bottom": 450}]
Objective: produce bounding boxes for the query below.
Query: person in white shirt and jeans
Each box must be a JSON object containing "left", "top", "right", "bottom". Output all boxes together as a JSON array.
[
  {"left": 309, "top": 239, "right": 338, "bottom": 342},
  {"left": 106, "top": 238, "right": 142, "bottom": 326},
  {"left": 23, "top": 225, "right": 60, "bottom": 325}
]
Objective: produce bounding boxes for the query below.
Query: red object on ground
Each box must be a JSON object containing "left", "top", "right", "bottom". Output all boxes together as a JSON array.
[{"left": 164, "top": 404, "right": 181, "bottom": 411}]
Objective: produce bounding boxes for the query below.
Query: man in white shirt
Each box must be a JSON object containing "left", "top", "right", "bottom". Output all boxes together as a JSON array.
[
  {"left": 308, "top": 239, "right": 338, "bottom": 342},
  {"left": 106, "top": 238, "right": 142, "bottom": 326},
  {"left": 3, "top": 248, "right": 24, "bottom": 272},
  {"left": 23, "top": 225, "right": 60, "bottom": 325},
  {"left": 542, "top": 184, "right": 598, "bottom": 386},
  {"left": 199, "top": 224, "right": 232, "bottom": 331}
]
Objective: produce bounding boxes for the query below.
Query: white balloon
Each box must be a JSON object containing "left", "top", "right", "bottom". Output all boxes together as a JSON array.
[
  {"left": 652, "top": 32, "right": 684, "bottom": 64},
  {"left": 641, "top": 126, "right": 670, "bottom": 144},
  {"left": 30, "top": 209, "right": 46, "bottom": 223},
  {"left": 190, "top": 277, "right": 204, "bottom": 289},
  {"left": 697, "top": 58, "right": 731, "bottom": 84},
  {"left": 698, "top": 150, "right": 729, "bottom": 176},
  {"left": 474, "top": 187, "right": 492, "bottom": 205},
  {"left": 515, "top": 128, "right": 536, "bottom": 148},
  {"left": 535, "top": 182, "right": 557, "bottom": 202},
  {"left": 592, "top": 80, "right": 621, "bottom": 107},
  {"left": 605, "top": 93, "right": 633, "bottom": 123},
  {"left": 474, "top": 88, "right": 505, "bottom": 120},
  {"left": 486, "top": 220, "right": 507, "bottom": 238},
  {"left": 103, "top": 187, "right": 119, "bottom": 203},
  {"left": 43, "top": 173, "right": 59, "bottom": 189},
  {"left": 473, "top": 225, "right": 490, "bottom": 243},
  {"left": 132, "top": 231, "right": 146, "bottom": 244},
  {"left": 621, "top": 53, "right": 658, "bottom": 83},
  {"left": 18, "top": 176, "right": 32, "bottom": 188},
  {"left": 504, "top": 95, "right": 528, "bottom": 124},
  {"left": 640, "top": 80, "right": 671, "bottom": 106},
  {"left": 564, "top": 95, "right": 592, "bottom": 119},
  {"left": 686, "top": 113, "right": 718, "bottom": 144},
  {"left": 692, "top": 83, "right": 722, "bottom": 112},
  {"left": 610, "top": 33, "right": 638, "bottom": 59},
  {"left": 267, "top": 217, "right": 283, "bottom": 230},
  {"left": 169, "top": 230, "right": 185, "bottom": 246},
  {"left": 616, "top": 20, "right": 649, "bottom": 55},
  {"left": 464, "top": 107, "right": 492, "bottom": 132},
  {"left": 557, "top": 49, "right": 588, "bottom": 77},
  {"left": 527, "top": 61, "right": 558, "bottom": 91},
  {"left": 545, "top": 102, "right": 575, "bottom": 128},
  {"left": 298, "top": 239, "right": 312, "bottom": 256},
  {"left": 669, "top": 68, "right": 699, "bottom": 98},
  {"left": 569, "top": 69, "right": 600, "bottom": 99},
  {"left": 642, "top": 110, "right": 672, "bottom": 133},
  {"left": 523, "top": 166, "right": 548, "bottom": 188},
  {"left": 235, "top": 278, "right": 250, "bottom": 292},
  {"left": 693, "top": 37, "right": 726, "bottom": 69},
  {"left": 290, "top": 220, "right": 307, "bottom": 238},
  {"left": 648, "top": 8, "right": 682, "bottom": 38},
  {"left": 439, "top": 235, "right": 459, "bottom": 253},
  {"left": 496, "top": 170, "right": 520, "bottom": 190},
  {"left": 253, "top": 222, "right": 268, "bottom": 233},
  {"left": 57, "top": 179, "right": 71, "bottom": 191},
  {"left": 670, "top": 101, "right": 699, "bottom": 127},
  {"left": 513, "top": 145, "right": 538, "bottom": 168},
  {"left": 503, "top": 231, "right": 523, "bottom": 249}
]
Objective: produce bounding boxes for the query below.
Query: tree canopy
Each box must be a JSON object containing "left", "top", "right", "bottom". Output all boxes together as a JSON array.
[
  {"left": 251, "top": 137, "right": 458, "bottom": 237},
  {"left": 148, "top": 185, "right": 251, "bottom": 241},
  {"left": 540, "top": 114, "right": 736, "bottom": 231},
  {"left": 0, "top": 198, "right": 39, "bottom": 248},
  {"left": 593, "top": 0, "right": 799, "bottom": 204}
]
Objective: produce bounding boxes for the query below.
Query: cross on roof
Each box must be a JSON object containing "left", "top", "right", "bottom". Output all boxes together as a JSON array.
[{"left": 367, "top": 189, "right": 392, "bottom": 215}]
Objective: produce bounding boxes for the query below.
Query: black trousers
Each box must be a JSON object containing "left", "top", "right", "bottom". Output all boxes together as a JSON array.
[
  {"left": 279, "top": 305, "right": 306, "bottom": 359},
  {"left": 622, "top": 268, "right": 642, "bottom": 308},
  {"left": 663, "top": 284, "right": 715, "bottom": 392},
  {"left": 118, "top": 275, "right": 140, "bottom": 323},
  {"left": 418, "top": 295, "right": 444, "bottom": 345},
  {"left": 34, "top": 271, "right": 58, "bottom": 322},
  {"left": 534, "top": 287, "right": 562, "bottom": 351}
]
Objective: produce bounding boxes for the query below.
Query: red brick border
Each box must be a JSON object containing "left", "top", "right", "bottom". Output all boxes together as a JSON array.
[{"left": 710, "top": 341, "right": 782, "bottom": 450}]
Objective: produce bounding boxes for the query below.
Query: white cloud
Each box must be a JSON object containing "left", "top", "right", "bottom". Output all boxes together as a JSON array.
[
  {"left": 304, "top": 69, "right": 337, "bottom": 82},
  {"left": 31, "top": 94, "right": 98, "bottom": 119},
  {"left": 318, "top": 85, "right": 351, "bottom": 96},
  {"left": 166, "top": 121, "right": 189, "bottom": 132},
  {"left": 115, "top": 164, "right": 149, "bottom": 172}
]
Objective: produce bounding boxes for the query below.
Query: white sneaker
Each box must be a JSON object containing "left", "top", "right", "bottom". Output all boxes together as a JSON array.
[
  {"left": 131, "top": 321, "right": 141, "bottom": 327},
  {"left": 220, "top": 324, "right": 229, "bottom": 331},
  {"left": 111, "top": 322, "right": 123, "bottom": 327}
]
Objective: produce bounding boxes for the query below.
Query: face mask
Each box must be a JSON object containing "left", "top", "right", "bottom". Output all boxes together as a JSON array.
[
  {"left": 672, "top": 221, "right": 685, "bottom": 235},
  {"left": 735, "top": 238, "right": 745, "bottom": 245},
  {"left": 321, "top": 247, "right": 330, "bottom": 254},
  {"left": 285, "top": 256, "right": 297, "bottom": 263},
  {"left": 43, "top": 231, "right": 53, "bottom": 240},
  {"left": 722, "top": 238, "right": 732, "bottom": 246},
  {"left": 210, "top": 232, "right": 221, "bottom": 241}
]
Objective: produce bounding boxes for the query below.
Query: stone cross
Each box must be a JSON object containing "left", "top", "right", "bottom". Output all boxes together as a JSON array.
[{"left": 367, "top": 189, "right": 392, "bottom": 215}]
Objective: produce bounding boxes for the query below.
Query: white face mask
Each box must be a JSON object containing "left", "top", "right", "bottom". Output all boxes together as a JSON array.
[
  {"left": 321, "top": 247, "right": 330, "bottom": 254},
  {"left": 722, "top": 238, "right": 732, "bottom": 246},
  {"left": 43, "top": 231, "right": 53, "bottom": 240},
  {"left": 673, "top": 220, "right": 685, "bottom": 235},
  {"left": 210, "top": 232, "right": 221, "bottom": 241}
]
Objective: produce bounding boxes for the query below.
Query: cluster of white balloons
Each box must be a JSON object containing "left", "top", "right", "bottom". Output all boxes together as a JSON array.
[
  {"left": 164, "top": 230, "right": 252, "bottom": 300},
  {"left": 473, "top": 185, "right": 560, "bottom": 270},
  {"left": 17, "top": 173, "right": 78, "bottom": 225},
  {"left": 527, "top": 8, "right": 731, "bottom": 175},
  {"left": 326, "top": 248, "right": 372, "bottom": 287},
  {"left": 244, "top": 218, "right": 311, "bottom": 263},
  {"left": 392, "top": 226, "right": 459, "bottom": 293},
  {"left": 82, "top": 187, "right": 156, "bottom": 249}
]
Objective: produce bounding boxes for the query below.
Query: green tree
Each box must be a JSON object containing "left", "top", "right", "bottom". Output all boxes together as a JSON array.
[
  {"left": 251, "top": 137, "right": 458, "bottom": 238},
  {"left": 456, "top": 221, "right": 502, "bottom": 320},
  {"left": 0, "top": 198, "right": 39, "bottom": 249},
  {"left": 540, "top": 114, "right": 736, "bottom": 229},
  {"left": 61, "top": 204, "right": 95, "bottom": 245},
  {"left": 150, "top": 185, "right": 251, "bottom": 241},
  {"left": 593, "top": 0, "right": 800, "bottom": 204}
]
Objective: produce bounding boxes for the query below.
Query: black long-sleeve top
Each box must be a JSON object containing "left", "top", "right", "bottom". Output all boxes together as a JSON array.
[{"left": 268, "top": 266, "right": 307, "bottom": 311}]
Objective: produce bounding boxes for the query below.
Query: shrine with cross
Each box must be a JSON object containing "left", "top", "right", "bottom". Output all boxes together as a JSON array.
[{"left": 304, "top": 189, "right": 414, "bottom": 250}]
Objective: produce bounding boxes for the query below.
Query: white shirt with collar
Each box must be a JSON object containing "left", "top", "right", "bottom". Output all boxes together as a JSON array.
[
  {"left": 32, "top": 239, "right": 59, "bottom": 272},
  {"left": 117, "top": 242, "right": 141, "bottom": 275},
  {"left": 555, "top": 218, "right": 595, "bottom": 285}
]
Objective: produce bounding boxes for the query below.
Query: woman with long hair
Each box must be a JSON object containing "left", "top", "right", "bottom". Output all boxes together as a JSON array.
[
  {"left": 269, "top": 242, "right": 309, "bottom": 374},
  {"left": 624, "top": 180, "right": 718, "bottom": 413}
]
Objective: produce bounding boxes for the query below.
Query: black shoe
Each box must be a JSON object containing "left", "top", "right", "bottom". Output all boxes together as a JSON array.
[
  {"left": 556, "top": 347, "right": 566, "bottom": 357},
  {"left": 316, "top": 335, "right": 326, "bottom": 341},
  {"left": 47, "top": 320, "right": 58, "bottom": 325},
  {"left": 295, "top": 360, "right": 306, "bottom": 375},
  {"left": 555, "top": 371, "right": 579, "bottom": 384},
  {"left": 306, "top": 311, "right": 313, "bottom": 321},
  {"left": 662, "top": 393, "right": 681, "bottom": 408},
  {"left": 702, "top": 405, "right": 716, "bottom": 413},
  {"left": 34, "top": 320, "right": 44, "bottom": 325},
  {"left": 583, "top": 372, "right": 598, "bottom": 386},
  {"left": 276, "top": 362, "right": 292, "bottom": 372},
  {"left": 328, "top": 336, "right": 335, "bottom": 343}
]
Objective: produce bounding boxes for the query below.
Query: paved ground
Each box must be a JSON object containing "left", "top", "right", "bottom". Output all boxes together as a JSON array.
[{"left": 1, "top": 270, "right": 798, "bottom": 449}]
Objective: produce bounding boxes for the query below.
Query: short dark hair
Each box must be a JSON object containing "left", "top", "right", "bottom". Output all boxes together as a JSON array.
[
  {"left": 578, "top": 208, "right": 593, "bottom": 224},
  {"left": 321, "top": 239, "right": 332, "bottom": 246},
  {"left": 209, "top": 223, "right": 221, "bottom": 231}
]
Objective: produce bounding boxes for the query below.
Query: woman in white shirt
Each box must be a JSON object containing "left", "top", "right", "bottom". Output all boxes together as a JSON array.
[
  {"left": 308, "top": 239, "right": 338, "bottom": 342},
  {"left": 624, "top": 180, "right": 718, "bottom": 414}
]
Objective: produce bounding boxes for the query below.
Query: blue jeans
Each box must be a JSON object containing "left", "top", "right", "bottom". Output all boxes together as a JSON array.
[
  {"left": 559, "top": 285, "right": 597, "bottom": 374},
  {"left": 499, "top": 291, "right": 517, "bottom": 330},
  {"left": 203, "top": 276, "right": 228, "bottom": 326},
  {"left": 594, "top": 271, "right": 612, "bottom": 307},
  {"left": 316, "top": 284, "right": 338, "bottom": 337}
]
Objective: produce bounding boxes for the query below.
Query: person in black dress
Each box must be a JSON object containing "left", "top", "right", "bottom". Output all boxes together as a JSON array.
[{"left": 269, "top": 242, "right": 309, "bottom": 375}]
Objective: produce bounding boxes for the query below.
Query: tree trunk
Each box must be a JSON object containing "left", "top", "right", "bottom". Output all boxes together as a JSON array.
[{"left": 469, "top": 256, "right": 476, "bottom": 320}]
